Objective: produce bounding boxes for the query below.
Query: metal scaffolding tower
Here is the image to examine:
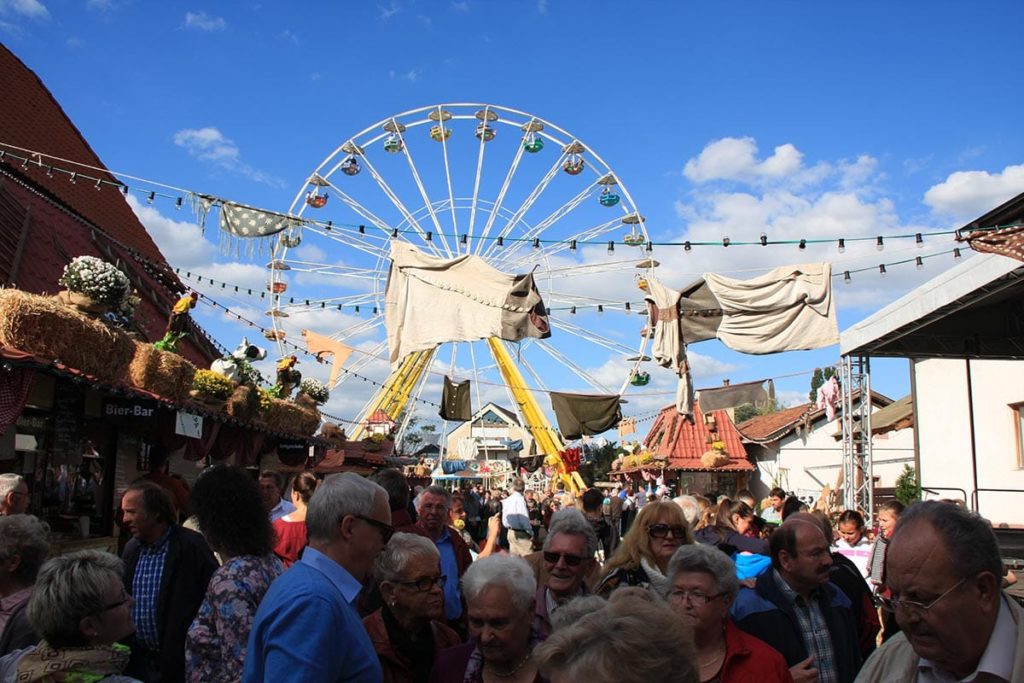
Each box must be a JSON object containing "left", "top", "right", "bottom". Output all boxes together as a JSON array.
[{"left": 840, "top": 355, "right": 874, "bottom": 525}]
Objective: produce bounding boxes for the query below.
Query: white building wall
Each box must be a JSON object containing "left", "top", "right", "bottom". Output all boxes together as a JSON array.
[
  {"left": 748, "top": 410, "right": 915, "bottom": 508},
  {"left": 914, "top": 358, "right": 1024, "bottom": 526}
]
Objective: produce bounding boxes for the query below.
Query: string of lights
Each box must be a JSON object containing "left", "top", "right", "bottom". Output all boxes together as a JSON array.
[{"left": 1, "top": 141, "right": 1015, "bottom": 253}]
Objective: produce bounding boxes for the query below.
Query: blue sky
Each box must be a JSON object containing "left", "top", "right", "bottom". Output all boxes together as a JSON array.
[{"left": 2, "top": 1, "right": 1023, "bottom": 435}]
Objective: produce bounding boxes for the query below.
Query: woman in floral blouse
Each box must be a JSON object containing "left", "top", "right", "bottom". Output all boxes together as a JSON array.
[{"left": 185, "top": 466, "right": 284, "bottom": 683}]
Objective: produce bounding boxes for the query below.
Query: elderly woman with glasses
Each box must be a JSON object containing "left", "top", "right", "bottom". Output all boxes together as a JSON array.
[
  {"left": 596, "top": 501, "right": 692, "bottom": 599},
  {"left": 667, "top": 545, "right": 792, "bottom": 683},
  {"left": 0, "top": 515, "right": 50, "bottom": 656},
  {"left": 430, "top": 555, "right": 546, "bottom": 683},
  {"left": 0, "top": 550, "right": 140, "bottom": 682},
  {"left": 363, "top": 533, "right": 461, "bottom": 683}
]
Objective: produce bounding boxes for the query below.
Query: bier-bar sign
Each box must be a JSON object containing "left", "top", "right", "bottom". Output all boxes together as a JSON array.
[{"left": 103, "top": 398, "right": 156, "bottom": 426}]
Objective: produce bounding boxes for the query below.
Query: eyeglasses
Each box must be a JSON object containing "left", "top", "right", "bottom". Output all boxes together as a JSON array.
[
  {"left": 393, "top": 575, "right": 447, "bottom": 592},
  {"left": 647, "top": 524, "right": 688, "bottom": 539},
  {"left": 878, "top": 576, "right": 967, "bottom": 614},
  {"left": 543, "top": 551, "right": 585, "bottom": 567},
  {"left": 669, "top": 589, "right": 725, "bottom": 607},
  {"left": 97, "top": 594, "right": 132, "bottom": 614},
  {"left": 352, "top": 514, "right": 395, "bottom": 543}
]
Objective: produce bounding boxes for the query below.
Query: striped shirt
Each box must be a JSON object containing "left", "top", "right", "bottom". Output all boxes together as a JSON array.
[
  {"left": 132, "top": 526, "right": 172, "bottom": 649},
  {"left": 773, "top": 570, "right": 838, "bottom": 683}
]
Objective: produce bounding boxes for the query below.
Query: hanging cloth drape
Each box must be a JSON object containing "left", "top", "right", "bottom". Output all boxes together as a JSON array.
[
  {"left": 644, "top": 278, "right": 694, "bottom": 416},
  {"left": 384, "top": 242, "right": 551, "bottom": 367},
  {"left": 0, "top": 367, "right": 34, "bottom": 431},
  {"left": 960, "top": 225, "right": 1024, "bottom": 262},
  {"left": 618, "top": 417, "right": 637, "bottom": 437},
  {"left": 439, "top": 376, "right": 472, "bottom": 421},
  {"left": 697, "top": 379, "right": 775, "bottom": 412},
  {"left": 550, "top": 392, "right": 622, "bottom": 440}
]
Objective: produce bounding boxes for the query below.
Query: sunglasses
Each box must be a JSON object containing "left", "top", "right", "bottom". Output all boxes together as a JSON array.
[
  {"left": 353, "top": 514, "right": 395, "bottom": 543},
  {"left": 543, "top": 551, "right": 585, "bottom": 567},
  {"left": 647, "top": 523, "right": 688, "bottom": 539},
  {"left": 393, "top": 575, "right": 447, "bottom": 592}
]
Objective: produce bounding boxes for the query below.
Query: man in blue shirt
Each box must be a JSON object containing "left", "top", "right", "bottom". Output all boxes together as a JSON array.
[
  {"left": 259, "top": 470, "right": 295, "bottom": 521},
  {"left": 244, "top": 473, "right": 393, "bottom": 682},
  {"left": 415, "top": 486, "right": 472, "bottom": 623}
]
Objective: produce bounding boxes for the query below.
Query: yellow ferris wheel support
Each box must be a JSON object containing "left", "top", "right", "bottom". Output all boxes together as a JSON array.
[
  {"left": 487, "top": 338, "right": 586, "bottom": 494},
  {"left": 350, "top": 348, "right": 436, "bottom": 441}
]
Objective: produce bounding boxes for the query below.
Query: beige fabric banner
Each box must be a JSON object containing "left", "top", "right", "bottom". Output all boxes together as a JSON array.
[{"left": 302, "top": 330, "right": 354, "bottom": 389}]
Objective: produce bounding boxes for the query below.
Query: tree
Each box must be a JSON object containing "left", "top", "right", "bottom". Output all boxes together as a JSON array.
[
  {"left": 809, "top": 367, "right": 838, "bottom": 403},
  {"left": 734, "top": 397, "right": 783, "bottom": 424},
  {"left": 579, "top": 441, "right": 620, "bottom": 485},
  {"left": 894, "top": 464, "right": 921, "bottom": 506}
]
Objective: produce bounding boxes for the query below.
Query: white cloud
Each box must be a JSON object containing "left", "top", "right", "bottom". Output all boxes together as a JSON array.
[
  {"left": 65, "top": 36, "right": 83, "bottom": 48},
  {"left": 536, "top": 0, "right": 547, "bottom": 13},
  {"left": 184, "top": 10, "right": 225, "bottom": 31},
  {"left": 0, "top": 0, "right": 49, "bottom": 18},
  {"left": 923, "top": 164, "right": 1024, "bottom": 219},
  {"left": 684, "top": 137, "right": 803, "bottom": 183},
  {"left": 128, "top": 194, "right": 213, "bottom": 269},
  {"left": 173, "top": 126, "right": 284, "bottom": 187},
  {"left": 450, "top": 0, "right": 468, "bottom": 11},
  {"left": 280, "top": 29, "right": 299, "bottom": 45},
  {"left": 388, "top": 68, "right": 420, "bottom": 83},
  {"left": 378, "top": 1, "right": 399, "bottom": 19}
]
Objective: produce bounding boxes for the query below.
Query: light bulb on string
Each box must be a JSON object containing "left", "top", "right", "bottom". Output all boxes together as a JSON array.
[
  {"left": 570, "top": 240, "right": 577, "bottom": 253},
  {"left": 607, "top": 241, "right": 614, "bottom": 255},
  {"left": 460, "top": 233, "right": 467, "bottom": 245},
  {"left": 147, "top": 191, "right": 155, "bottom": 204},
  {"left": 954, "top": 248, "right": 962, "bottom": 261},
  {"left": 915, "top": 233, "right": 924, "bottom": 248},
  {"left": 722, "top": 237, "right": 731, "bottom": 247},
  {"left": 533, "top": 238, "right": 540, "bottom": 250},
  {"left": 876, "top": 236, "right": 884, "bottom": 251},
  {"left": 760, "top": 233, "right": 767, "bottom": 246},
  {"left": 838, "top": 238, "right": 845, "bottom": 253},
  {"left": 684, "top": 241, "right": 692, "bottom": 252},
  {"left": 879, "top": 264, "right": 887, "bottom": 278},
  {"left": 843, "top": 270, "right": 851, "bottom": 284},
  {"left": 915, "top": 256, "right": 924, "bottom": 270},
  {"left": 798, "top": 239, "right": 806, "bottom": 250},
  {"left": 497, "top": 236, "right": 504, "bottom": 247},
  {"left": 645, "top": 241, "right": 653, "bottom": 254}
]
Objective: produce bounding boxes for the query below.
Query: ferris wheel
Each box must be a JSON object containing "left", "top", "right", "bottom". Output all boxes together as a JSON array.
[{"left": 265, "top": 103, "right": 656, "bottom": 460}]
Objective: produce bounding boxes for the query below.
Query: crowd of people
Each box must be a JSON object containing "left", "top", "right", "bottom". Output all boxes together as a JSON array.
[{"left": 0, "top": 468, "right": 1021, "bottom": 682}]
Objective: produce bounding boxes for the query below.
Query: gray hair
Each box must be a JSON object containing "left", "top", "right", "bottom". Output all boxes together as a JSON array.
[
  {"left": 418, "top": 485, "right": 451, "bottom": 508},
  {"left": 543, "top": 509, "right": 599, "bottom": 558},
  {"left": 0, "top": 515, "right": 50, "bottom": 583},
  {"left": 512, "top": 477, "right": 526, "bottom": 493},
  {"left": 672, "top": 495, "right": 699, "bottom": 526},
  {"left": 893, "top": 500, "right": 1003, "bottom": 580},
  {"left": 375, "top": 532, "right": 440, "bottom": 583},
  {"left": 550, "top": 594, "right": 607, "bottom": 631},
  {"left": 667, "top": 544, "right": 740, "bottom": 600},
  {"left": 27, "top": 550, "right": 124, "bottom": 648},
  {"left": 462, "top": 554, "right": 536, "bottom": 611},
  {"left": 0, "top": 473, "right": 24, "bottom": 500},
  {"left": 306, "top": 473, "right": 387, "bottom": 543}
]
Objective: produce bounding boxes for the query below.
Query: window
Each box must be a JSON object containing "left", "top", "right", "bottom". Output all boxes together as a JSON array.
[{"left": 1013, "top": 403, "right": 1024, "bottom": 468}]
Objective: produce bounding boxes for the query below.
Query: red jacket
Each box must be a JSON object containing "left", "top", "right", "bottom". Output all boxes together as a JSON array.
[
  {"left": 363, "top": 609, "right": 462, "bottom": 683},
  {"left": 720, "top": 619, "right": 794, "bottom": 682}
]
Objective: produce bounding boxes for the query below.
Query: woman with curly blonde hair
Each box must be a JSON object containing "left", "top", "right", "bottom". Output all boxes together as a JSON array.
[{"left": 595, "top": 501, "right": 693, "bottom": 599}]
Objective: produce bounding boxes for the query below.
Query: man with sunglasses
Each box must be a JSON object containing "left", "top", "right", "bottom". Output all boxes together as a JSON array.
[
  {"left": 857, "top": 501, "right": 1024, "bottom": 682},
  {"left": 531, "top": 509, "right": 600, "bottom": 636},
  {"left": 244, "top": 473, "right": 393, "bottom": 683}
]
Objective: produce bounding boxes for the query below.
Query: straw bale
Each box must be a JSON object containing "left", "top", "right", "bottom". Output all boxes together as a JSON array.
[
  {"left": 127, "top": 342, "right": 196, "bottom": 402},
  {"left": 0, "top": 289, "right": 134, "bottom": 382},
  {"left": 700, "top": 450, "right": 731, "bottom": 468},
  {"left": 226, "top": 384, "right": 261, "bottom": 422},
  {"left": 263, "top": 398, "right": 321, "bottom": 436}
]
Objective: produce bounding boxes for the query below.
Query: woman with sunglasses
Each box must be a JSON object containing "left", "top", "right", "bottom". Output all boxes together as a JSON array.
[
  {"left": 363, "top": 533, "right": 461, "bottom": 683},
  {"left": 667, "top": 545, "right": 792, "bottom": 683},
  {"left": 595, "top": 501, "right": 693, "bottom": 599},
  {"left": 0, "top": 550, "right": 140, "bottom": 682}
]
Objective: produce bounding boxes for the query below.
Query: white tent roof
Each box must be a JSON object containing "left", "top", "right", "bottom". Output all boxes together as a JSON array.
[{"left": 840, "top": 253, "right": 1024, "bottom": 358}]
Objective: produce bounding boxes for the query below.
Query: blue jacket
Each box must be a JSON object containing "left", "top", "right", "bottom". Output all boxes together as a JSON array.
[{"left": 731, "top": 571, "right": 862, "bottom": 683}]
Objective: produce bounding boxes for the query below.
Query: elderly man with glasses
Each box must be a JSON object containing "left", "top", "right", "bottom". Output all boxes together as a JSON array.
[
  {"left": 0, "top": 475, "right": 29, "bottom": 516},
  {"left": 244, "top": 473, "right": 393, "bottom": 683},
  {"left": 857, "top": 501, "right": 1024, "bottom": 682},
  {"left": 531, "top": 509, "right": 600, "bottom": 637}
]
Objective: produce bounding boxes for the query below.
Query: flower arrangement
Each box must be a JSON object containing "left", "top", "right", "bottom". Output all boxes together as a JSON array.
[
  {"left": 59, "top": 256, "right": 131, "bottom": 307},
  {"left": 298, "top": 378, "right": 329, "bottom": 404},
  {"left": 191, "top": 369, "right": 234, "bottom": 400},
  {"left": 257, "top": 387, "right": 274, "bottom": 411}
]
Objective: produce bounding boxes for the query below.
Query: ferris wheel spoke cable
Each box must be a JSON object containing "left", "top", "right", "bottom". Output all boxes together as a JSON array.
[
  {"left": 303, "top": 225, "right": 391, "bottom": 262},
  {"left": 396, "top": 128, "right": 454, "bottom": 258},
  {"left": 438, "top": 109, "right": 459, "bottom": 241},
  {"left": 549, "top": 317, "right": 640, "bottom": 356},
  {"left": 465, "top": 107, "right": 492, "bottom": 253},
  {"left": 322, "top": 179, "right": 397, "bottom": 244},
  {"left": 481, "top": 152, "right": 565, "bottom": 262},
  {"left": 359, "top": 153, "right": 446, "bottom": 260},
  {"left": 533, "top": 339, "right": 610, "bottom": 394},
  {"left": 474, "top": 131, "right": 528, "bottom": 256},
  {"left": 525, "top": 216, "right": 625, "bottom": 265}
]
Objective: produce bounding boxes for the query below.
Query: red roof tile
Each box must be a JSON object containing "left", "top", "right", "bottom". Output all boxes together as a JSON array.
[
  {"left": 642, "top": 402, "right": 752, "bottom": 472},
  {"left": 0, "top": 46, "right": 167, "bottom": 264},
  {"left": 736, "top": 403, "right": 815, "bottom": 442}
]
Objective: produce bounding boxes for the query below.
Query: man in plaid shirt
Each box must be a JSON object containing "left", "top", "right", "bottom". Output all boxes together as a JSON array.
[
  {"left": 121, "top": 480, "right": 217, "bottom": 683},
  {"left": 731, "top": 514, "right": 862, "bottom": 683}
]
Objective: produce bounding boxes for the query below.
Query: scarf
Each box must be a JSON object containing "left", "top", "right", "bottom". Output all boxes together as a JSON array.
[
  {"left": 640, "top": 557, "right": 671, "bottom": 598},
  {"left": 16, "top": 642, "right": 131, "bottom": 683}
]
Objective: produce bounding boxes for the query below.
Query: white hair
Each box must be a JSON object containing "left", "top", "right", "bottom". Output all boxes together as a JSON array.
[
  {"left": 375, "top": 532, "right": 440, "bottom": 583},
  {"left": 672, "top": 495, "right": 699, "bottom": 526},
  {"left": 0, "top": 473, "right": 24, "bottom": 500},
  {"left": 306, "top": 473, "right": 386, "bottom": 543},
  {"left": 462, "top": 555, "right": 536, "bottom": 610}
]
